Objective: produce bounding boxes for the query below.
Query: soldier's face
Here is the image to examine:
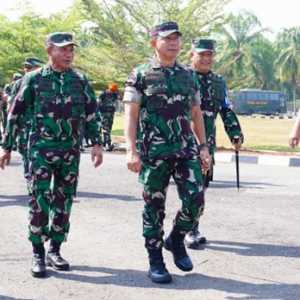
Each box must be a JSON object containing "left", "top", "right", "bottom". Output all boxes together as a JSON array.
[
  {"left": 152, "top": 33, "right": 181, "bottom": 61},
  {"left": 48, "top": 44, "right": 75, "bottom": 71},
  {"left": 191, "top": 51, "right": 214, "bottom": 74}
]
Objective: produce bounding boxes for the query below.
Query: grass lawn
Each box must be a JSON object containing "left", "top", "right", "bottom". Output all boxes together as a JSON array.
[{"left": 112, "top": 113, "right": 300, "bottom": 153}]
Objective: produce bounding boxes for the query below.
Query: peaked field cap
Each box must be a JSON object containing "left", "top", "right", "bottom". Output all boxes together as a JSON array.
[
  {"left": 46, "top": 32, "right": 78, "bottom": 47},
  {"left": 23, "top": 57, "right": 44, "bottom": 67},
  {"left": 192, "top": 38, "right": 216, "bottom": 53},
  {"left": 150, "top": 21, "right": 182, "bottom": 38}
]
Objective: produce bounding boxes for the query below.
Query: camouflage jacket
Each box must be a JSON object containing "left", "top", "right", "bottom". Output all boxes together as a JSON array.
[
  {"left": 195, "top": 70, "right": 243, "bottom": 155},
  {"left": 8, "top": 77, "right": 32, "bottom": 130},
  {"left": 2, "top": 65, "right": 101, "bottom": 151},
  {"left": 3, "top": 83, "right": 13, "bottom": 98},
  {"left": 124, "top": 57, "right": 201, "bottom": 161},
  {"left": 98, "top": 90, "right": 118, "bottom": 113}
]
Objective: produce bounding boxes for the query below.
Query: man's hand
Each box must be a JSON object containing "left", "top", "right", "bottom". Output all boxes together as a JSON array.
[
  {"left": 91, "top": 145, "right": 103, "bottom": 168},
  {"left": 0, "top": 149, "right": 11, "bottom": 170},
  {"left": 289, "top": 136, "right": 299, "bottom": 148},
  {"left": 126, "top": 149, "right": 141, "bottom": 173},
  {"left": 232, "top": 136, "right": 243, "bottom": 151},
  {"left": 199, "top": 146, "right": 211, "bottom": 173}
]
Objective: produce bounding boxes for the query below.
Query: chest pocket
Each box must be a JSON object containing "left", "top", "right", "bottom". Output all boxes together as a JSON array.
[
  {"left": 35, "top": 78, "right": 57, "bottom": 115},
  {"left": 143, "top": 70, "right": 168, "bottom": 113},
  {"left": 144, "top": 70, "right": 168, "bottom": 95},
  {"left": 71, "top": 95, "right": 86, "bottom": 118},
  {"left": 211, "top": 76, "right": 226, "bottom": 102},
  {"left": 170, "top": 71, "right": 195, "bottom": 97}
]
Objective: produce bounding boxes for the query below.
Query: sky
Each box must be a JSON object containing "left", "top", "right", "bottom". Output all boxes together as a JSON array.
[{"left": 0, "top": 0, "right": 299, "bottom": 34}]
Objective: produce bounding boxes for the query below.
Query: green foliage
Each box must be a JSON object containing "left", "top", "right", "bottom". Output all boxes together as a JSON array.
[{"left": 0, "top": 0, "right": 299, "bottom": 104}]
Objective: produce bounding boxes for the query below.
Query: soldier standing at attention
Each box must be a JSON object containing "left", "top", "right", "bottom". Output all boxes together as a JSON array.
[
  {"left": 123, "top": 21, "right": 210, "bottom": 284},
  {"left": 98, "top": 83, "right": 119, "bottom": 151},
  {"left": 8, "top": 57, "right": 44, "bottom": 195},
  {"left": 185, "top": 38, "right": 244, "bottom": 248},
  {"left": 0, "top": 32, "right": 103, "bottom": 278}
]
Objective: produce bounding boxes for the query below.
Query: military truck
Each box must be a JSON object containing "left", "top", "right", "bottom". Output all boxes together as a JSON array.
[{"left": 231, "top": 89, "right": 287, "bottom": 115}]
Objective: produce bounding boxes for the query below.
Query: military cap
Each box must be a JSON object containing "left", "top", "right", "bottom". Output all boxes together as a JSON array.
[
  {"left": 13, "top": 73, "right": 23, "bottom": 80},
  {"left": 46, "top": 32, "right": 78, "bottom": 47},
  {"left": 192, "top": 38, "right": 216, "bottom": 53},
  {"left": 150, "top": 21, "right": 182, "bottom": 38},
  {"left": 23, "top": 57, "right": 44, "bottom": 68}
]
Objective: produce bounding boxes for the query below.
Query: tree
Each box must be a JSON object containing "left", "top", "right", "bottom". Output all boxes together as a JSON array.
[
  {"left": 76, "top": 0, "right": 230, "bottom": 86},
  {"left": 248, "top": 37, "right": 278, "bottom": 90},
  {"left": 276, "top": 27, "right": 300, "bottom": 114}
]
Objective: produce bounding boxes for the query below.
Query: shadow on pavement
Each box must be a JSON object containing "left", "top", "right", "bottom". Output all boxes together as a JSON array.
[
  {"left": 201, "top": 240, "right": 300, "bottom": 258},
  {"left": 169, "top": 180, "right": 281, "bottom": 189},
  {"left": 0, "top": 192, "right": 141, "bottom": 207},
  {"left": 48, "top": 265, "right": 299, "bottom": 299},
  {"left": 206, "top": 180, "right": 281, "bottom": 189},
  {"left": 76, "top": 191, "right": 141, "bottom": 202}
]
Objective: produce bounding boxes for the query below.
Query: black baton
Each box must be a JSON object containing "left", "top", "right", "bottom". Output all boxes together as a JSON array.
[{"left": 235, "top": 149, "right": 240, "bottom": 190}]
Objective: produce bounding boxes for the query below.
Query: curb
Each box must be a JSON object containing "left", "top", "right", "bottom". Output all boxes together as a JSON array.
[
  {"left": 115, "top": 142, "right": 300, "bottom": 168},
  {"left": 215, "top": 152, "right": 300, "bottom": 167}
]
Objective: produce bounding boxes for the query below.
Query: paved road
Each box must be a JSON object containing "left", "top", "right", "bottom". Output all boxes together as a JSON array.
[{"left": 0, "top": 152, "right": 299, "bottom": 300}]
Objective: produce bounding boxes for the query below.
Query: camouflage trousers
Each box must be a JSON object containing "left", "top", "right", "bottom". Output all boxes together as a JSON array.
[
  {"left": 17, "top": 127, "right": 31, "bottom": 179},
  {"left": 101, "top": 112, "right": 115, "bottom": 147},
  {"left": 28, "top": 147, "right": 80, "bottom": 245},
  {"left": 139, "top": 157, "right": 205, "bottom": 250}
]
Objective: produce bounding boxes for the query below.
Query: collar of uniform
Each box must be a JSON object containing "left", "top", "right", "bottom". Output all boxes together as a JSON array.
[
  {"left": 41, "top": 64, "right": 72, "bottom": 77},
  {"left": 41, "top": 64, "right": 54, "bottom": 77},
  {"left": 196, "top": 70, "right": 213, "bottom": 78},
  {"left": 150, "top": 56, "right": 181, "bottom": 70}
]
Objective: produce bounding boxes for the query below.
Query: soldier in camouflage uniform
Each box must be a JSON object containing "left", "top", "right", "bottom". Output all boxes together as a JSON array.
[
  {"left": 98, "top": 83, "right": 119, "bottom": 151},
  {"left": 0, "top": 88, "right": 3, "bottom": 144},
  {"left": 185, "top": 38, "right": 244, "bottom": 249},
  {"left": 2, "top": 73, "right": 23, "bottom": 136},
  {"left": 9, "top": 58, "right": 44, "bottom": 195},
  {"left": 124, "top": 21, "right": 210, "bottom": 284},
  {"left": 0, "top": 32, "right": 103, "bottom": 278}
]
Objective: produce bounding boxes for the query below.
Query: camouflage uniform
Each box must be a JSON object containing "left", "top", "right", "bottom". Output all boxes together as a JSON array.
[
  {"left": 2, "top": 65, "right": 101, "bottom": 245},
  {"left": 9, "top": 78, "right": 33, "bottom": 192},
  {"left": 98, "top": 90, "right": 118, "bottom": 149},
  {"left": 0, "top": 90, "right": 3, "bottom": 143},
  {"left": 124, "top": 57, "right": 205, "bottom": 251},
  {"left": 185, "top": 38, "right": 244, "bottom": 249},
  {"left": 1, "top": 83, "right": 11, "bottom": 133},
  {"left": 2, "top": 74, "right": 23, "bottom": 135},
  {"left": 197, "top": 71, "right": 243, "bottom": 183},
  {"left": 8, "top": 59, "right": 44, "bottom": 194}
]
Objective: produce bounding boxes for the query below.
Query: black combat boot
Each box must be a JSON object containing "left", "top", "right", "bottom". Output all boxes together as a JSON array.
[
  {"left": 147, "top": 248, "right": 172, "bottom": 284},
  {"left": 164, "top": 229, "right": 193, "bottom": 272},
  {"left": 31, "top": 243, "right": 46, "bottom": 278},
  {"left": 185, "top": 222, "right": 207, "bottom": 249},
  {"left": 46, "top": 240, "right": 70, "bottom": 271}
]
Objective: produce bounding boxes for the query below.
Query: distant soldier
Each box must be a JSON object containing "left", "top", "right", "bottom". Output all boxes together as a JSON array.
[
  {"left": 0, "top": 32, "right": 103, "bottom": 278},
  {"left": 0, "top": 87, "right": 3, "bottom": 143},
  {"left": 98, "top": 83, "right": 119, "bottom": 151},
  {"left": 185, "top": 38, "right": 244, "bottom": 248},
  {"left": 289, "top": 109, "right": 300, "bottom": 147},
  {"left": 2, "top": 73, "right": 23, "bottom": 132},
  {"left": 9, "top": 57, "right": 44, "bottom": 195},
  {"left": 124, "top": 21, "right": 210, "bottom": 284}
]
